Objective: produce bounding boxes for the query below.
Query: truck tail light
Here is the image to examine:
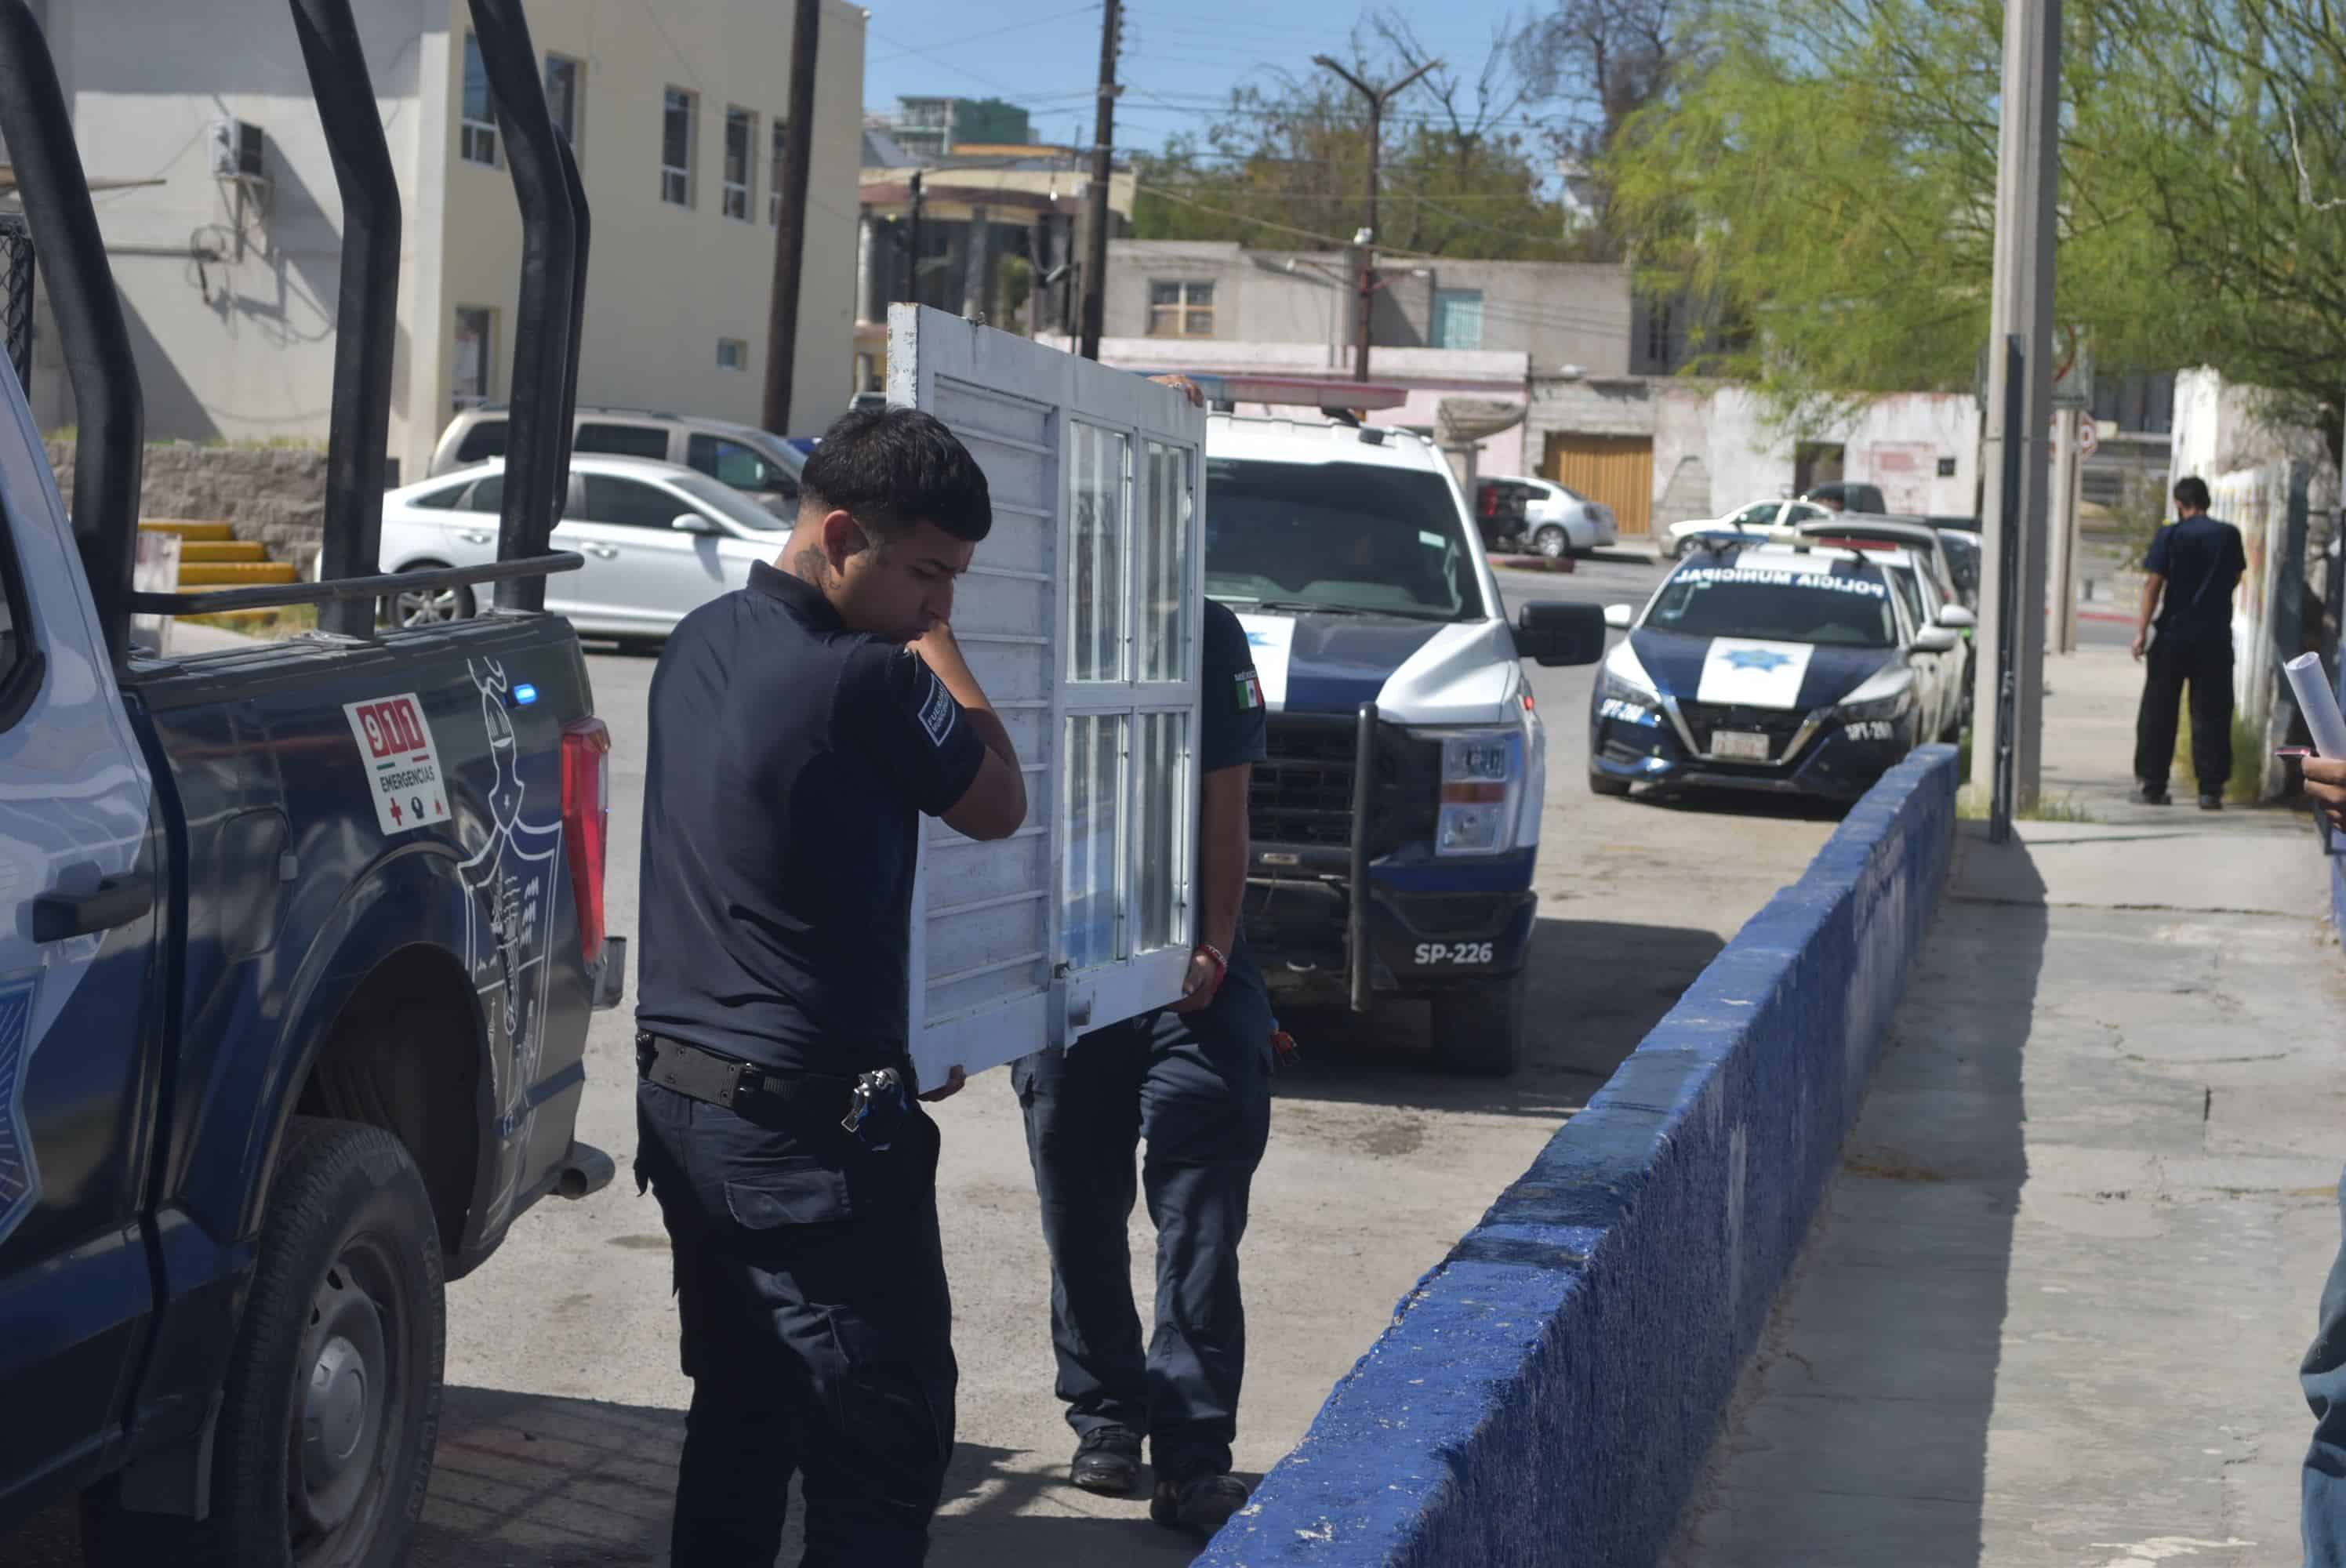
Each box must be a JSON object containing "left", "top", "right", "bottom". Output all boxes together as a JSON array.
[{"left": 561, "top": 717, "right": 612, "bottom": 966}]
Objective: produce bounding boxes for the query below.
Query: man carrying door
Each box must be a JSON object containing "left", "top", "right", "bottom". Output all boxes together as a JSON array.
[
  {"left": 1011, "top": 583, "right": 1274, "bottom": 1539},
  {"left": 633, "top": 408, "right": 1028, "bottom": 1566}
]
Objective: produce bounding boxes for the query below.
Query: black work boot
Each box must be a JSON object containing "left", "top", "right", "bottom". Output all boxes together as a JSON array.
[
  {"left": 1150, "top": 1472, "right": 1251, "bottom": 1536},
  {"left": 2199, "top": 792, "right": 2224, "bottom": 811},
  {"left": 1070, "top": 1427, "right": 1142, "bottom": 1495},
  {"left": 2130, "top": 782, "right": 2172, "bottom": 805}
]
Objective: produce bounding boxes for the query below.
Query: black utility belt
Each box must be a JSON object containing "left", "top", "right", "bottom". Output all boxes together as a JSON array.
[{"left": 636, "top": 1033, "right": 912, "bottom": 1148}]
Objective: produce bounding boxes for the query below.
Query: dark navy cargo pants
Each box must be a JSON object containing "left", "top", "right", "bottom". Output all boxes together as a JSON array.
[
  {"left": 1010, "top": 974, "right": 1274, "bottom": 1483},
  {"left": 2304, "top": 1164, "right": 2346, "bottom": 1564},
  {"left": 636, "top": 1078, "right": 956, "bottom": 1567}
]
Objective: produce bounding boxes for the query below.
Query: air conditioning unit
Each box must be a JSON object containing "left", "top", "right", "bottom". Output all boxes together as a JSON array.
[{"left": 209, "top": 118, "right": 263, "bottom": 180}]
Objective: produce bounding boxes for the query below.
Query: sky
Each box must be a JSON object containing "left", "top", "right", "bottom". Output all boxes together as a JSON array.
[{"left": 856, "top": 0, "right": 1549, "bottom": 158}]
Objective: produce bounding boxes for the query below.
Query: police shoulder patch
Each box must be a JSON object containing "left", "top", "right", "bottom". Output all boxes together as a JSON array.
[
  {"left": 1235, "top": 668, "right": 1264, "bottom": 711},
  {"left": 916, "top": 666, "right": 957, "bottom": 746}
]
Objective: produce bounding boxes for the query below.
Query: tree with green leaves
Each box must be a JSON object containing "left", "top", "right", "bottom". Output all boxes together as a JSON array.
[{"left": 1603, "top": 0, "right": 2346, "bottom": 451}]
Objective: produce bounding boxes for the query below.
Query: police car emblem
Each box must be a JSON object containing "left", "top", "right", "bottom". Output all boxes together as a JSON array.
[
  {"left": 917, "top": 669, "right": 957, "bottom": 746},
  {"left": 1722, "top": 648, "right": 1794, "bottom": 672}
]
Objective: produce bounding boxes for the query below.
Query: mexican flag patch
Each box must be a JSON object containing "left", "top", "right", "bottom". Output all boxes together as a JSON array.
[{"left": 1235, "top": 669, "right": 1264, "bottom": 711}]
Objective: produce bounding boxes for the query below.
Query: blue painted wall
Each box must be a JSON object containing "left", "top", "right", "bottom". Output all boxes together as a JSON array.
[{"left": 1200, "top": 744, "right": 1960, "bottom": 1567}]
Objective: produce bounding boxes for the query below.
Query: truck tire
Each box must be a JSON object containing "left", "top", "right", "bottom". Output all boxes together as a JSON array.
[
  {"left": 85, "top": 1117, "right": 446, "bottom": 1568},
  {"left": 1588, "top": 768, "right": 1632, "bottom": 797},
  {"left": 1431, "top": 972, "right": 1529, "bottom": 1076}
]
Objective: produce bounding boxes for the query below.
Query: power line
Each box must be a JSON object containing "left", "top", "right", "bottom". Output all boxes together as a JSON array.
[{"left": 869, "top": 3, "right": 1101, "bottom": 66}]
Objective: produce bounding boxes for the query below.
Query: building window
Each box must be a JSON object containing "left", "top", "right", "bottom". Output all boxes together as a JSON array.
[
  {"left": 1432, "top": 289, "right": 1484, "bottom": 350},
  {"left": 545, "top": 53, "right": 581, "bottom": 159},
  {"left": 453, "top": 307, "right": 495, "bottom": 413},
  {"left": 717, "top": 337, "right": 749, "bottom": 371},
  {"left": 662, "top": 86, "right": 696, "bottom": 206},
  {"left": 1146, "top": 280, "right": 1215, "bottom": 338},
  {"left": 460, "top": 34, "right": 498, "bottom": 167},
  {"left": 769, "top": 118, "right": 787, "bottom": 225},
  {"left": 1646, "top": 301, "right": 1677, "bottom": 368},
  {"left": 722, "top": 107, "right": 755, "bottom": 222}
]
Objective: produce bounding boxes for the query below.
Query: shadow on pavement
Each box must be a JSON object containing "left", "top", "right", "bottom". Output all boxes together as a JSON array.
[
  {"left": 411, "top": 1385, "right": 1240, "bottom": 1567},
  {"left": 1266, "top": 916, "right": 1725, "bottom": 1120},
  {"left": 1669, "top": 831, "right": 2043, "bottom": 1566}
]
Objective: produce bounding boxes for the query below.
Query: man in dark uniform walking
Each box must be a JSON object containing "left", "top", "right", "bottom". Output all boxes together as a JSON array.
[
  {"left": 1011, "top": 593, "right": 1274, "bottom": 1538},
  {"left": 2131, "top": 475, "right": 2249, "bottom": 809},
  {"left": 632, "top": 408, "right": 1028, "bottom": 1565}
]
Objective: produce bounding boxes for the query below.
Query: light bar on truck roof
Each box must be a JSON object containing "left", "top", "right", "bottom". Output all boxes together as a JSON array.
[{"left": 1183, "top": 372, "right": 1411, "bottom": 413}]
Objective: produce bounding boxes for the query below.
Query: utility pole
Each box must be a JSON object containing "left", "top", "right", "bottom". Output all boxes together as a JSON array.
[
  {"left": 1313, "top": 53, "right": 1438, "bottom": 382},
  {"left": 1974, "top": 0, "right": 2061, "bottom": 825},
  {"left": 761, "top": 0, "right": 819, "bottom": 433},
  {"left": 2049, "top": 404, "right": 2083, "bottom": 655},
  {"left": 1077, "top": 0, "right": 1120, "bottom": 360},
  {"left": 904, "top": 169, "right": 924, "bottom": 307}
]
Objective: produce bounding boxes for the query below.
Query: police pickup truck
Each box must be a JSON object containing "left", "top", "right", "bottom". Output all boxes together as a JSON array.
[
  {"left": 1198, "top": 381, "right": 1603, "bottom": 1075},
  {"left": 0, "top": 5, "right": 617, "bottom": 1564}
]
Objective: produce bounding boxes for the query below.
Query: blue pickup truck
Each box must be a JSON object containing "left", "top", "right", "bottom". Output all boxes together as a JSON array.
[{"left": 0, "top": 3, "right": 620, "bottom": 1563}]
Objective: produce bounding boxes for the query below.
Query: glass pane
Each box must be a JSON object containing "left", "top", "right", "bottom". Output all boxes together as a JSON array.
[
  {"left": 1133, "top": 710, "right": 1188, "bottom": 955},
  {"left": 463, "top": 35, "right": 492, "bottom": 123},
  {"left": 663, "top": 90, "right": 691, "bottom": 169},
  {"left": 1067, "top": 423, "right": 1128, "bottom": 682},
  {"left": 1062, "top": 713, "right": 1127, "bottom": 970},
  {"left": 1149, "top": 281, "right": 1181, "bottom": 307},
  {"left": 1138, "top": 441, "right": 1189, "bottom": 681}
]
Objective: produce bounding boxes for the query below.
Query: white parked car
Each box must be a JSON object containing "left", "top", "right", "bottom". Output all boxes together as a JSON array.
[
  {"left": 377, "top": 456, "right": 787, "bottom": 638},
  {"left": 1480, "top": 476, "right": 1618, "bottom": 558},
  {"left": 1665, "top": 497, "right": 1836, "bottom": 559}
]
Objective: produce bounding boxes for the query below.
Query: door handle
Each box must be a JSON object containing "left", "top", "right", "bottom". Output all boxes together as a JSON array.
[
  {"left": 459, "top": 529, "right": 493, "bottom": 546},
  {"left": 34, "top": 872, "right": 155, "bottom": 943},
  {"left": 585, "top": 545, "right": 620, "bottom": 560}
]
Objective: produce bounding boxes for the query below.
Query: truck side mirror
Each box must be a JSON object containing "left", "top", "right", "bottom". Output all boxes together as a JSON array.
[{"left": 1516, "top": 601, "right": 1607, "bottom": 667}]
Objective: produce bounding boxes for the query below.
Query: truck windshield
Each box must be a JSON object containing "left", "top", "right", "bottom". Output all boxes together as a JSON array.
[
  {"left": 1645, "top": 565, "right": 1899, "bottom": 648},
  {"left": 1204, "top": 458, "right": 1485, "bottom": 622}
]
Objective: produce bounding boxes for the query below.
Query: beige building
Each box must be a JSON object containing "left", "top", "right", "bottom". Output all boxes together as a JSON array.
[{"left": 32, "top": 0, "right": 863, "bottom": 482}]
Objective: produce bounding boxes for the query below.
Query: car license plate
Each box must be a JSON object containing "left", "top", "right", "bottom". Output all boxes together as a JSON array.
[{"left": 1712, "top": 729, "right": 1773, "bottom": 761}]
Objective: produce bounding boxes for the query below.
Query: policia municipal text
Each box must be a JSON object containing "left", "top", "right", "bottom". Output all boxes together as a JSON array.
[{"left": 632, "top": 408, "right": 1024, "bottom": 1564}]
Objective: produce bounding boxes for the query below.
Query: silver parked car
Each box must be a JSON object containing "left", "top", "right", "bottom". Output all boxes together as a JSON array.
[
  {"left": 379, "top": 455, "right": 786, "bottom": 637},
  {"left": 429, "top": 404, "right": 805, "bottom": 513}
]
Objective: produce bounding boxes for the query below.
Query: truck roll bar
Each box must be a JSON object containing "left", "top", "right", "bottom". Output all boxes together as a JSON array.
[
  {"left": 465, "top": 0, "right": 580, "bottom": 613},
  {"left": 290, "top": 0, "right": 401, "bottom": 638},
  {"left": 0, "top": 0, "right": 141, "bottom": 663}
]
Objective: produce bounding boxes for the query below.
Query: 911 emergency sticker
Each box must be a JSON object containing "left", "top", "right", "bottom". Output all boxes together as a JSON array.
[
  {"left": 345, "top": 692, "right": 450, "bottom": 835},
  {"left": 1414, "top": 942, "right": 1495, "bottom": 966}
]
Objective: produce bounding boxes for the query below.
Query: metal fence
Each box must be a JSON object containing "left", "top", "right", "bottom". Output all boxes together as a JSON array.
[
  {"left": 2210, "top": 459, "right": 2312, "bottom": 799},
  {"left": 0, "top": 216, "right": 32, "bottom": 397}
]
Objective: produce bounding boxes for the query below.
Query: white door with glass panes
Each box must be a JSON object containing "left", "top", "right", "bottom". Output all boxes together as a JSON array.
[{"left": 886, "top": 305, "right": 1205, "bottom": 1091}]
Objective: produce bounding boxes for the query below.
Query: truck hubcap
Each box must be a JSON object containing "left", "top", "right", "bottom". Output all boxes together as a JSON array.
[{"left": 295, "top": 1261, "right": 389, "bottom": 1534}]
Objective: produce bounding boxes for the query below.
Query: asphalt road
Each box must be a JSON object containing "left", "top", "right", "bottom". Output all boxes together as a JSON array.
[{"left": 5, "top": 547, "right": 1849, "bottom": 1567}]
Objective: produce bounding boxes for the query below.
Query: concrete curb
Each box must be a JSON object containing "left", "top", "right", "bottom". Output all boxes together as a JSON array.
[{"left": 1200, "top": 745, "right": 1962, "bottom": 1567}]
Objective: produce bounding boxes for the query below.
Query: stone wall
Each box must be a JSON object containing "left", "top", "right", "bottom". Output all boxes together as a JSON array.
[{"left": 45, "top": 439, "right": 327, "bottom": 574}]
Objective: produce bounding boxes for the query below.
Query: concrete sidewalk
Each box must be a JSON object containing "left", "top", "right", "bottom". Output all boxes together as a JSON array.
[{"left": 1669, "top": 644, "right": 2346, "bottom": 1567}]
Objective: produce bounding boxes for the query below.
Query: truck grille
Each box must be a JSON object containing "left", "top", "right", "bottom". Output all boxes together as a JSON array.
[{"left": 1251, "top": 713, "right": 1440, "bottom": 854}]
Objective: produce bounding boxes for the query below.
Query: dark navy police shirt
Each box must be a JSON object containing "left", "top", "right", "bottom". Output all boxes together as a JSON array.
[
  {"left": 2145, "top": 514, "right": 2247, "bottom": 646},
  {"left": 636, "top": 562, "right": 986, "bottom": 1071},
  {"left": 1202, "top": 599, "right": 1269, "bottom": 994}
]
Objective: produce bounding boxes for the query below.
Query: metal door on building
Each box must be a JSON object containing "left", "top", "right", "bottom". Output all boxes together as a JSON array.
[{"left": 1544, "top": 433, "right": 1654, "bottom": 537}]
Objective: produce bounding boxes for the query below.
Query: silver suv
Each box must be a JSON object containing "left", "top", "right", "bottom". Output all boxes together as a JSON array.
[{"left": 429, "top": 405, "right": 805, "bottom": 513}]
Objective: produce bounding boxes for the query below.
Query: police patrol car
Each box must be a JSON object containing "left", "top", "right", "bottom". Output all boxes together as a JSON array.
[
  {"left": 1587, "top": 535, "right": 1962, "bottom": 801},
  {"left": 1192, "top": 375, "right": 1600, "bottom": 1076}
]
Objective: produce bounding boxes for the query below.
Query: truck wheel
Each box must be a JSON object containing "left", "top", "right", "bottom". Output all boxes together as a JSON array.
[
  {"left": 88, "top": 1117, "right": 446, "bottom": 1568},
  {"left": 1431, "top": 972, "right": 1529, "bottom": 1076},
  {"left": 1588, "top": 768, "right": 1632, "bottom": 797}
]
